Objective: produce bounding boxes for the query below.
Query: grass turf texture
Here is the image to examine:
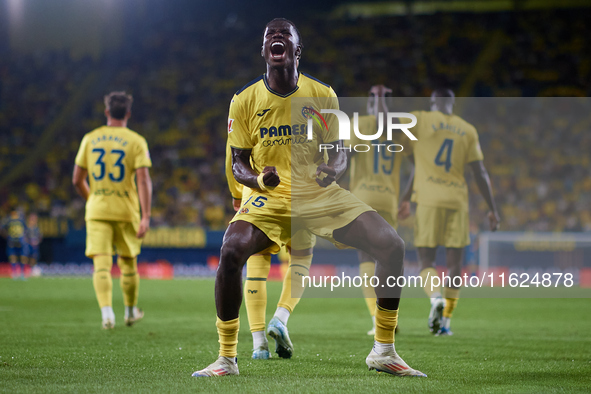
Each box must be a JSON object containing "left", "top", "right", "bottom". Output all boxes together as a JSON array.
[{"left": 1, "top": 278, "right": 590, "bottom": 393}]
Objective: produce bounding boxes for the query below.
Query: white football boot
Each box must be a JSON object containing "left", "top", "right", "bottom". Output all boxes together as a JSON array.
[
  {"left": 366, "top": 346, "right": 427, "bottom": 377},
  {"left": 124, "top": 306, "right": 144, "bottom": 327},
  {"left": 428, "top": 296, "right": 444, "bottom": 334},
  {"left": 192, "top": 356, "right": 239, "bottom": 377}
]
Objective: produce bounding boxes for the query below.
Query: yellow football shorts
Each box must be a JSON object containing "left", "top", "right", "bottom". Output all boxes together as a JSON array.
[
  {"left": 230, "top": 186, "right": 374, "bottom": 253},
  {"left": 288, "top": 229, "right": 317, "bottom": 251},
  {"left": 414, "top": 205, "right": 470, "bottom": 248},
  {"left": 85, "top": 219, "right": 142, "bottom": 257}
]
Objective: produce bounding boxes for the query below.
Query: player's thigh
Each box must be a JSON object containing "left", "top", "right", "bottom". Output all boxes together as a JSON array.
[
  {"left": 332, "top": 210, "right": 400, "bottom": 253},
  {"left": 414, "top": 205, "right": 445, "bottom": 248},
  {"left": 113, "top": 221, "right": 142, "bottom": 258},
  {"left": 230, "top": 192, "right": 291, "bottom": 254},
  {"left": 85, "top": 220, "right": 115, "bottom": 257},
  {"left": 222, "top": 220, "right": 277, "bottom": 262},
  {"left": 376, "top": 209, "right": 398, "bottom": 229},
  {"left": 443, "top": 209, "right": 470, "bottom": 248},
  {"left": 303, "top": 187, "right": 374, "bottom": 247},
  {"left": 8, "top": 250, "right": 17, "bottom": 263}
]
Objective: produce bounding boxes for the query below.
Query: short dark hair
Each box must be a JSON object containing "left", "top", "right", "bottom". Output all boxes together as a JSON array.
[
  {"left": 104, "top": 91, "right": 133, "bottom": 120},
  {"left": 265, "top": 18, "right": 303, "bottom": 48}
]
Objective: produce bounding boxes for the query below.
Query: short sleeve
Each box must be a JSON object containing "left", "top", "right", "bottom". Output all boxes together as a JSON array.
[
  {"left": 323, "top": 88, "right": 340, "bottom": 143},
  {"left": 74, "top": 135, "right": 89, "bottom": 169},
  {"left": 134, "top": 138, "right": 152, "bottom": 169},
  {"left": 227, "top": 96, "right": 253, "bottom": 150},
  {"left": 467, "top": 127, "right": 484, "bottom": 163}
]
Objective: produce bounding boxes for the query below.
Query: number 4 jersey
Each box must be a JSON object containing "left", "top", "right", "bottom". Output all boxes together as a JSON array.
[
  {"left": 410, "top": 110, "right": 483, "bottom": 211},
  {"left": 75, "top": 126, "right": 152, "bottom": 223}
]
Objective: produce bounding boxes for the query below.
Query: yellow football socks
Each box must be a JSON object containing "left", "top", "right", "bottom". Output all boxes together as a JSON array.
[
  {"left": 443, "top": 287, "right": 460, "bottom": 318},
  {"left": 93, "top": 255, "right": 113, "bottom": 308},
  {"left": 118, "top": 256, "right": 139, "bottom": 307},
  {"left": 244, "top": 254, "right": 271, "bottom": 333},
  {"left": 420, "top": 267, "right": 441, "bottom": 298},
  {"left": 374, "top": 304, "right": 398, "bottom": 344},
  {"left": 359, "top": 261, "right": 377, "bottom": 317},
  {"left": 277, "top": 254, "right": 312, "bottom": 312},
  {"left": 217, "top": 317, "right": 240, "bottom": 358}
]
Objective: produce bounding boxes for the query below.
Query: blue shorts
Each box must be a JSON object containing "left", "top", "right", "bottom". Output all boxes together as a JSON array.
[{"left": 7, "top": 245, "right": 25, "bottom": 259}]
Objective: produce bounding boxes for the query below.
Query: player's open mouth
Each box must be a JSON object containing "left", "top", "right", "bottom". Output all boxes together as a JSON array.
[{"left": 271, "top": 42, "right": 286, "bottom": 59}]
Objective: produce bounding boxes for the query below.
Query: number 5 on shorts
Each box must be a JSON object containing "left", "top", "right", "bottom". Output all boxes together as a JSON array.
[
  {"left": 243, "top": 196, "right": 268, "bottom": 208},
  {"left": 251, "top": 196, "right": 267, "bottom": 208}
]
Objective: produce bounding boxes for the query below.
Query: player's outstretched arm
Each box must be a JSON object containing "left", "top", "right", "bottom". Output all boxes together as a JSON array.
[
  {"left": 316, "top": 140, "right": 347, "bottom": 187},
  {"left": 398, "top": 155, "right": 414, "bottom": 219},
  {"left": 469, "top": 160, "right": 500, "bottom": 231},
  {"left": 231, "top": 147, "right": 280, "bottom": 190},
  {"left": 136, "top": 167, "right": 152, "bottom": 238},
  {"left": 72, "top": 165, "right": 90, "bottom": 201}
]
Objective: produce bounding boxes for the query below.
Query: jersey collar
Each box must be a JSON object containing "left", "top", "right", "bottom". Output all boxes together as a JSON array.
[{"left": 263, "top": 73, "right": 300, "bottom": 98}]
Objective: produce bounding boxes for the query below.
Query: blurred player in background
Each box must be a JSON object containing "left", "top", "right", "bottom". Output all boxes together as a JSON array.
[
  {"left": 399, "top": 89, "right": 500, "bottom": 335},
  {"left": 194, "top": 18, "right": 425, "bottom": 378},
  {"left": 26, "top": 213, "right": 43, "bottom": 277},
  {"left": 226, "top": 143, "right": 314, "bottom": 360},
  {"left": 73, "top": 92, "right": 152, "bottom": 329},
  {"left": 2, "top": 210, "right": 28, "bottom": 280},
  {"left": 347, "top": 85, "right": 405, "bottom": 335}
]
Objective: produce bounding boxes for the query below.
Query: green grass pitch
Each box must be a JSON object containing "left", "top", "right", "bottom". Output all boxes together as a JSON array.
[{"left": 1, "top": 278, "right": 590, "bottom": 393}]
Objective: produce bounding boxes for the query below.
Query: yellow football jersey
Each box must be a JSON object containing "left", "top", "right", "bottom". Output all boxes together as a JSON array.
[
  {"left": 410, "top": 110, "right": 483, "bottom": 210},
  {"left": 75, "top": 125, "right": 152, "bottom": 222},
  {"left": 347, "top": 115, "right": 406, "bottom": 213},
  {"left": 227, "top": 73, "right": 340, "bottom": 201}
]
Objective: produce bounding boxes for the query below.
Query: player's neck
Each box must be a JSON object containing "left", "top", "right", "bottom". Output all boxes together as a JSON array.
[
  {"left": 106, "top": 118, "right": 127, "bottom": 128},
  {"left": 265, "top": 66, "right": 299, "bottom": 95}
]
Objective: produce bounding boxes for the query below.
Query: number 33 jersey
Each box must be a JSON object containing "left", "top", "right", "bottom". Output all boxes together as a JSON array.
[
  {"left": 410, "top": 110, "right": 483, "bottom": 211},
  {"left": 75, "top": 126, "right": 152, "bottom": 222}
]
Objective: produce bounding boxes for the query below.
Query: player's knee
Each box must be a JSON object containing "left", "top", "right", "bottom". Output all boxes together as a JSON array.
[
  {"left": 220, "top": 242, "right": 249, "bottom": 272},
  {"left": 370, "top": 231, "right": 404, "bottom": 265},
  {"left": 386, "top": 233, "right": 405, "bottom": 260},
  {"left": 118, "top": 256, "right": 137, "bottom": 274},
  {"left": 447, "top": 264, "right": 462, "bottom": 279},
  {"left": 393, "top": 232, "right": 405, "bottom": 251}
]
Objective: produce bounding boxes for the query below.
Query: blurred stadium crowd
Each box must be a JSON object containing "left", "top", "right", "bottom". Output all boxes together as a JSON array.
[{"left": 1, "top": 9, "right": 590, "bottom": 233}]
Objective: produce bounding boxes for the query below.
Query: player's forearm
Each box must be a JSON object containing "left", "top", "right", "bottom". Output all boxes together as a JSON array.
[
  {"left": 72, "top": 165, "right": 90, "bottom": 201},
  {"left": 401, "top": 169, "right": 414, "bottom": 202},
  {"left": 137, "top": 174, "right": 152, "bottom": 220},
  {"left": 471, "top": 162, "right": 498, "bottom": 215},
  {"left": 231, "top": 148, "right": 260, "bottom": 189},
  {"left": 74, "top": 181, "right": 90, "bottom": 201},
  {"left": 232, "top": 161, "right": 259, "bottom": 189}
]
